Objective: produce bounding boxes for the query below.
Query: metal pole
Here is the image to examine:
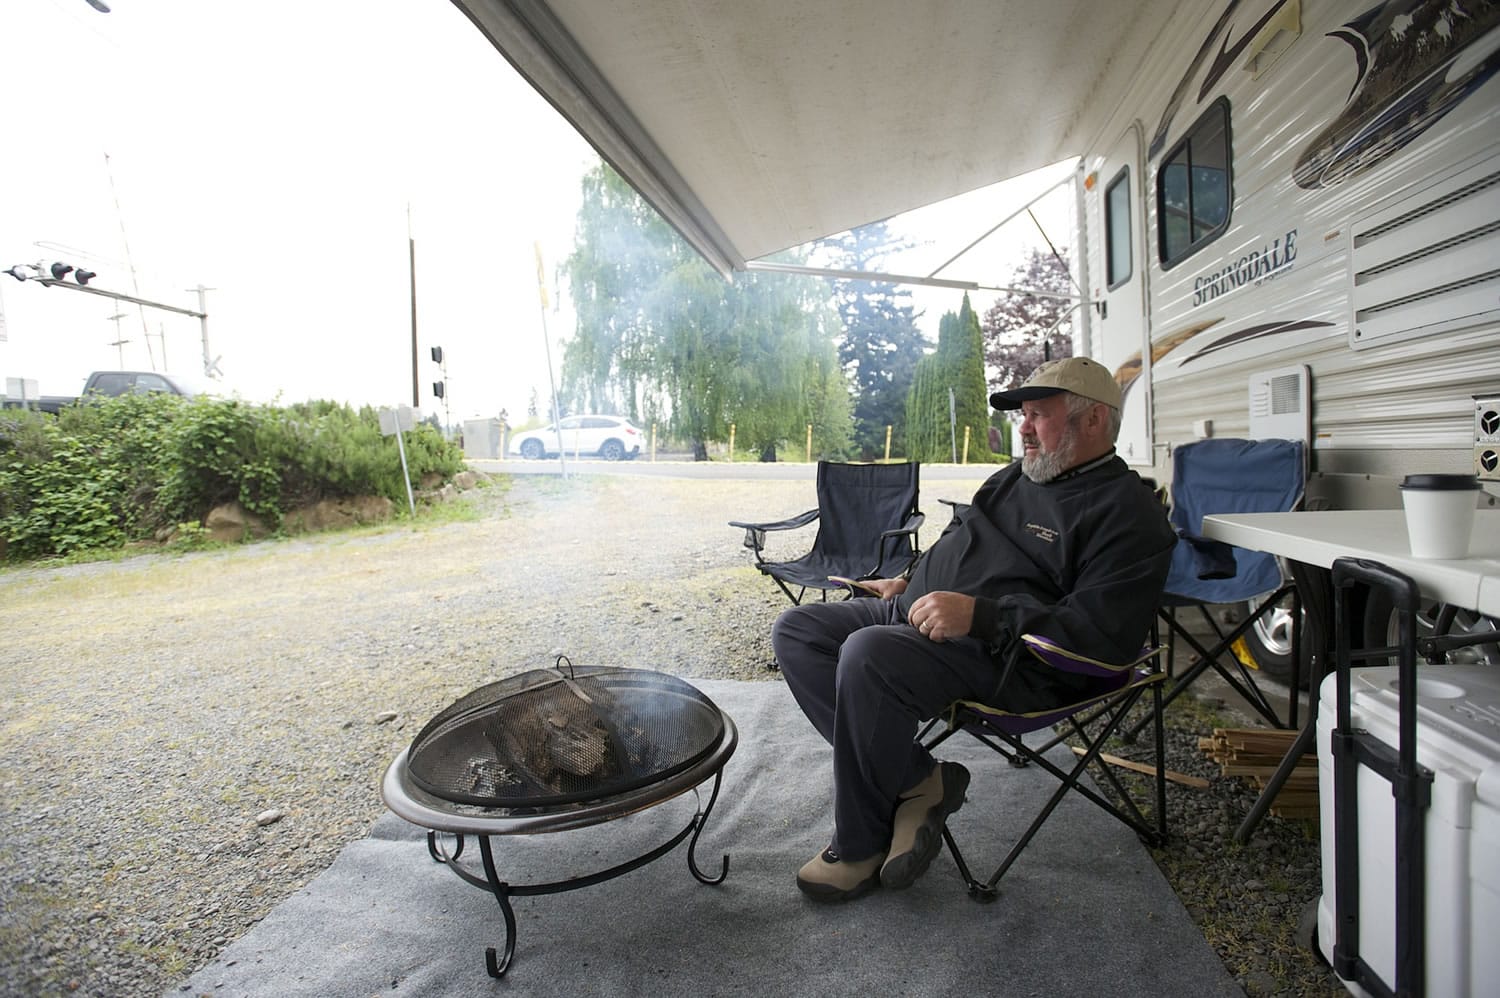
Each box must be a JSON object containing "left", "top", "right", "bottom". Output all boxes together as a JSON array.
[
  {"left": 948, "top": 387, "right": 958, "bottom": 464},
  {"left": 194, "top": 285, "right": 218, "bottom": 377},
  {"left": 534, "top": 243, "right": 567, "bottom": 478},
  {"left": 394, "top": 426, "right": 416, "bottom": 517},
  {"left": 1073, "top": 163, "right": 1094, "bottom": 358},
  {"left": 409, "top": 207, "right": 420, "bottom": 408},
  {"left": 107, "top": 311, "right": 127, "bottom": 365}
]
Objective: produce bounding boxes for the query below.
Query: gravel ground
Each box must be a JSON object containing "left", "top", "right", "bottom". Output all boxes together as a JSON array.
[{"left": 0, "top": 472, "right": 1343, "bottom": 997}]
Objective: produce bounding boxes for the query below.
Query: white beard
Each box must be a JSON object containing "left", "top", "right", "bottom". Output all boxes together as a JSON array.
[{"left": 1020, "top": 420, "right": 1080, "bottom": 484}]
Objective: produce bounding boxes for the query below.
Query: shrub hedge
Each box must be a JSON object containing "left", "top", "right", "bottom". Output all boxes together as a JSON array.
[{"left": 0, "top": 395, "right": 464, "bottom": 561}]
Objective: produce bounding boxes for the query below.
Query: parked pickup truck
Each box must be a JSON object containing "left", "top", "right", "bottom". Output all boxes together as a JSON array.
[{"left": 2, "top": 370, "right": 205, "bottom": 415}]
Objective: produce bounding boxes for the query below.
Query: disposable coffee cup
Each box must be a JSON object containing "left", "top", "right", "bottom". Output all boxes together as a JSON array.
[{"left": 1399, "top": 474, "right": 1479, "bottom": 559}]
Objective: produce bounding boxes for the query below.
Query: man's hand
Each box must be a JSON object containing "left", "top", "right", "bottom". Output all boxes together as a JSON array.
[
  {"left": 907, "top": 590, "right": 975, "bottom": 642},
  {"left": 856, "top": 577, "right": 907, "bottom": 600}
]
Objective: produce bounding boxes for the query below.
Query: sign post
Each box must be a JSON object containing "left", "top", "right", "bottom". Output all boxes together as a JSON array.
[{"left": 378, "top": 405, "right": 418, "bottom": 517}]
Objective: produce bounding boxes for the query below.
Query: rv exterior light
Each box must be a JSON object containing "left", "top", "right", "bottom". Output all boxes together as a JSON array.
[{"left": 49, "top": 262, "right": 75, "bottom": 280}]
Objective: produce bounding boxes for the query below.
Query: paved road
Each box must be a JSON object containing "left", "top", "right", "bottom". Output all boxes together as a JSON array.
[{"left": 468, "top": 457, "right": 1004, "bottom": 481}]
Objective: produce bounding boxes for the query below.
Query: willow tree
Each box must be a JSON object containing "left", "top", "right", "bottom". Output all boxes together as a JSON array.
[
  {"left": 905, "top": 293, "right": 995, "bottom": 463},
  {"left": 563, "top": 164, "right": 852, "bottom": 459}
]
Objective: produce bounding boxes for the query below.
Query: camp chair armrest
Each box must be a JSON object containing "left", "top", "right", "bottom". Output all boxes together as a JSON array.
[
  {"left": 877, "top": 511, "right": 925, "bottom": 544},
  {"left": 1176, "top": 530, "right": 1237, "bottom": 581},
  {"left": 728, "top": 508, "right": 819, "bottom": 533},
  {"left": 868, "top": 511, "right": 925, "bottom": 575},
  {"left": 1020, "top": 633, "right": 1160, "bottom": 679},
  {"left": 728, "top": 508, "right": 820, "bottom": 557}
]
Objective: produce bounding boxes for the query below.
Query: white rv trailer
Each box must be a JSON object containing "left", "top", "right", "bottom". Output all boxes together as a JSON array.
[
  {"left": 1076, "top": 0, "right": 1500, "bottom": 513},
  {"left": 452, "top": 0, "right": 1498, "bottom": 497}
]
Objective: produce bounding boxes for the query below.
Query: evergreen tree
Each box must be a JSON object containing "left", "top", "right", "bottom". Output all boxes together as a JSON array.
[
  {"left": 820, "top": 222, "right": 925, "bottom": 460},
  {"left": 904, "top": 293, "right": 996, "bottom": 463}
]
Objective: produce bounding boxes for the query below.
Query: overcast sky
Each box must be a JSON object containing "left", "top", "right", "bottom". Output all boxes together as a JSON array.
[{"left": 0, "top": 0, "right": 1074, "bottom": 423}]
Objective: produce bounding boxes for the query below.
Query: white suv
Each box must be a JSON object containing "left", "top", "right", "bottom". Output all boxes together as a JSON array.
[{"left": 509, "top": 415, "right": 644, "bottom": 461}]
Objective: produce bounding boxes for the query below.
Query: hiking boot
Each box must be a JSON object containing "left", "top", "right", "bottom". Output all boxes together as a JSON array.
[
  {"left": 881, "top": 761, "right": 970, "bottom": 889},
  {"left": 796, "top": 846, "right": 884, "bottom": 902}
]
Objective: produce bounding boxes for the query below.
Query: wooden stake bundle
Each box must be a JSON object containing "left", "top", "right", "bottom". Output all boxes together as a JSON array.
[{"left": 1199, "top": 727, "right": 1319, "bottom": 819}]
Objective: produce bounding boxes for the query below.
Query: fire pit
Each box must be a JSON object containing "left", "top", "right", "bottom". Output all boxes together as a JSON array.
[{"left": 381, "top": 661, "right": 737, "bottom": 978}]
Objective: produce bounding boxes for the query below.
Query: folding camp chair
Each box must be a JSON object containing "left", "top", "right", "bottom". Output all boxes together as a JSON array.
[
  {"left": 1123, "top": 438, "right": 1306, "bottom": 739},
  {"left": 728, "top": 461, "right": 924, "bottom": 605},
  {"left": 919, "top": 634, "right": 1167, "bottom": 900}
]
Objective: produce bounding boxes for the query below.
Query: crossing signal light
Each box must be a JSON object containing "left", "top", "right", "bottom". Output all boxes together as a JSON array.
[
  {"left": 430, "top": 346, "right": 444, "bottom": 364},
  {"left": 432, "top": 381, "right": 445, "bottom": 399},
  {"left": 6, "top": 261, "right": 100, "bottom": 285}
]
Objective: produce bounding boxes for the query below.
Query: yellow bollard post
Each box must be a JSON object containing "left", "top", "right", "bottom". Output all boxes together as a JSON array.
[
  {"left": 962, "top": 425, "right": 971, "bottom": 465},
  {"left": 729, "top": 423, "right": 736, "bottom": 461},
  {"left": 651, "top": 423, "right": 658, "bottom": 462},
  {"left": 805, "top": 424, "right": 813, "bottom": 463},
  {"left": 884, "top": 425, "right": 892, "bottom": 462}
]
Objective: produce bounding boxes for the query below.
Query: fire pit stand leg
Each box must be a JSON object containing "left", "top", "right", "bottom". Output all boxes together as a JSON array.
[
  {"left": 421, "top": 773, "right": 733, "bottom": 980},
  {"left": 476, "top": 837, "right": 520, "bottom": 978},
  {"left": 687, "top": 769, "right": 729, "bottom": 884}
]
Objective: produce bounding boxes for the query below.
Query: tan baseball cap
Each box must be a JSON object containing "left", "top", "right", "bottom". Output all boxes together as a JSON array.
[{"left": 988, "top": 356, "right": 1122, "bottom": 410}]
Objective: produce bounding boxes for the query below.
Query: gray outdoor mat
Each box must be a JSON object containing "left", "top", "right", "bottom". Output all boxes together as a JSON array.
[{"left": 171, "top": 679, "right": 1241, "bottom": 997}]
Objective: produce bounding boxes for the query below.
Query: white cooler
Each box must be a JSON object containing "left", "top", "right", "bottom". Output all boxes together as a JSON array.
[{"left": 1316, "top": 665, "right": 1500, "bottom": 998}]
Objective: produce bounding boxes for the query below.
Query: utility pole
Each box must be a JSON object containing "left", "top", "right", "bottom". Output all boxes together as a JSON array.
[
  {"left": 408, "top": 204, "right": 420, "bottom": 408},
  {"left": 107, "top": 311, "right": 128, "bottom": 365},
  {"left": 191, "top": 285, "right": 220, "bottom": 377}
]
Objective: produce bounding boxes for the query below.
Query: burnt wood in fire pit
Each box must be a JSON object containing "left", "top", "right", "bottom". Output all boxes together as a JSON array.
[{"left": 382, "top": 663, "right": 737, "bottom": 979}]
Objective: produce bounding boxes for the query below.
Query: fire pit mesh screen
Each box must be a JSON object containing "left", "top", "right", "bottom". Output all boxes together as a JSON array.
[{"left": 406, "top": 666, "right": 726, "bottom": 808}]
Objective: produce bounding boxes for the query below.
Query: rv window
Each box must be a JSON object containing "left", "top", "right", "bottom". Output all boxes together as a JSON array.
[
  {"left": 1105, "top": 167, "right": 1132, "bottom": 289},
  {"left": 1157, "top": 98, "right": 1232, "bottom": 268}
]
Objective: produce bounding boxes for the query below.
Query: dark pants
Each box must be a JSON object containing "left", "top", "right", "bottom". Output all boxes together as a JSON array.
[{"left": 771, "top": 597, "right": 1006, "bottom": 861}]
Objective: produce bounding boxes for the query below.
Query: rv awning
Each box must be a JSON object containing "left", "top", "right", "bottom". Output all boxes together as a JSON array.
[{"left": 451, "top": 0, "right": 1185, "bottom": 274}]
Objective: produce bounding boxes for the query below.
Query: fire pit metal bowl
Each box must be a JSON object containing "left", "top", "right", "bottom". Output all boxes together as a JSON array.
[{"left": 381, "top": 662, "right": 737, "bottom": 979}]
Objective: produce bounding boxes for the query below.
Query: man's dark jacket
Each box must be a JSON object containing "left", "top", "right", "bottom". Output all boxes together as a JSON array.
[{"left": 897, "top": 453, "right": 1176, "bottom": 706}]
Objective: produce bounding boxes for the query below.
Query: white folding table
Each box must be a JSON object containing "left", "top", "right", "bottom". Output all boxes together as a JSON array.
[{"left": 1201, "top": 509, "right": 1500, "bottom": 616}]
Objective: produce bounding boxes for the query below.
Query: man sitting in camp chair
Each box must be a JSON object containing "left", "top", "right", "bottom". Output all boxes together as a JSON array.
[{"left": 772, "top": 356, "right": 1176, "bottom": 901}]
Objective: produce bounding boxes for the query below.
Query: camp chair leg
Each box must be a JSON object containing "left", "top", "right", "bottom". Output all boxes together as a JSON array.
[
  {"left": 1122, "top": 585, "right": 1296, "bottom": 740},
  {"left": 771, "top": 577, "right": 805, "bottom": 604},
  {"left": 939, "top": 682, "right": 1167, "bottom": 896},
  {"left": 955, "top": 735, "right": 1123, "bottom": 897},
  {"left": 939, "top": 824, "right": 999, "bottom": 902}
]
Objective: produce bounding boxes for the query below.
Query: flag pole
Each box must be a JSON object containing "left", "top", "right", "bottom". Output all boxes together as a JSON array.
[{"left": 534, "top": 242, "right": 567, "bottom": 479}]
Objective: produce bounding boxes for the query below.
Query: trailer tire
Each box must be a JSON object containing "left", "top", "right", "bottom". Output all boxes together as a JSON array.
[
  {"left": 1361, "top": 591, "right": 1500, "bottom": 667},
  {"left": 1236, "top": 590, "right": 1314, "bottom": 689}
]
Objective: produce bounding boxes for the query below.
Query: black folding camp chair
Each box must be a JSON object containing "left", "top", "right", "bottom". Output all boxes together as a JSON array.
[
  {"left": 919, "top": 634, "right": 1167, "bottom": 900},
  {"left": 728, "top": 461, "right": 924, "bottom": 605}
]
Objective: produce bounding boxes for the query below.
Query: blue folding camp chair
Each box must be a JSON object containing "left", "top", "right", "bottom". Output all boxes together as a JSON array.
[
  {"left": 1124, "top": 437, "right": 1306, "bottom": 739},
  {"left": 919, "top": 634, "right": 1168, "bottom": 900}
]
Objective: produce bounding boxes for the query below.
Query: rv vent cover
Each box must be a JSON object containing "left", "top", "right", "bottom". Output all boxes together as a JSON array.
[
  {"left": 1349, "top": 158, "right": 1500, "bottom": 349},
  {"left": 1248, "top": 365, "right": 1310, "bottom": 444}
]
